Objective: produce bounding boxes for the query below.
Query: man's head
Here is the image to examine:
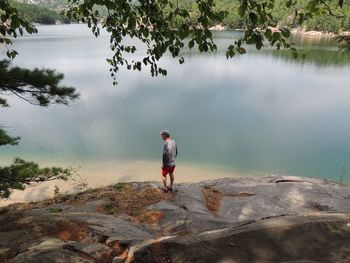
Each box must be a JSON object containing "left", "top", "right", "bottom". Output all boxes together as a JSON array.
[{"left": 160, "top": 130, "right": 170, "bottom": 140}]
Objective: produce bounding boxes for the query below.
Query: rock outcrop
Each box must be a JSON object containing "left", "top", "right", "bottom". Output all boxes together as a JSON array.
[{"left": 1, "top": 176, "right": 350, "bottom": 263}]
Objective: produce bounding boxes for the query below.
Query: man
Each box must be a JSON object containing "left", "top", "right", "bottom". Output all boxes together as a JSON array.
[{"left": 160, "top": 130, "right": 178, "bottom": 192}]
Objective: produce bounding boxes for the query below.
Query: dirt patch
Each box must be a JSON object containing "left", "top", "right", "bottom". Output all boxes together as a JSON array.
[
  {"left": 43, "top": 220, "right": 90, "bottom": 242},
  {"left": 0, "top": 202, "right": 46, "bottom": 215},
  {"left": 98, "top": 187, "right": 172, "bottom": 216},
  {"left": 132, "top": 210, "right": 164, "bottom": 227},
  {"left": 45, "top": 186, "right": 124, "bottom": 206},
  {"left": 202, "top": 186, "right": 256, "bottom": 217},
  {"left": 96, "top": 187, "right": 173, "bottom": 227},
  {"left": 202, "top": 186, "right": 222, "bottom": 217},
  {"left": 21, "top": 183, "right": 132, "bottom": 208},
  {"left": 1, "top": 183, "right": 170, "bottom": 217},
  {"left": 106, "top": 240, "right": 129, "bottom": 255}
]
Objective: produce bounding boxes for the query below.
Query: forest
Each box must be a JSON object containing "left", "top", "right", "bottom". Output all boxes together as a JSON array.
[
  {"left": 9, "top": 0, "right": 71, "bottom": 24},
  {"left": 9, "top": 0, "right": 350, "bottom": 32}
]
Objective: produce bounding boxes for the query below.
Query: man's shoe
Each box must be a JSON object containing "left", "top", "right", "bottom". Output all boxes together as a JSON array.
[{"left": 167, "top": 186, "right": 173, "bottom": 192}]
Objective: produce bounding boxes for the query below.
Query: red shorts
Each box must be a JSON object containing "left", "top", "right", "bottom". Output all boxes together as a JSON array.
[{"left": 161, "top": 166, "right": 175, "bottom": 177}]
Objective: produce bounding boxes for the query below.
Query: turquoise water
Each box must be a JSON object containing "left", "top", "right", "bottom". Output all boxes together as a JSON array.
[{"left": 1, "top": 24, "right": 350, "bottom": 182}]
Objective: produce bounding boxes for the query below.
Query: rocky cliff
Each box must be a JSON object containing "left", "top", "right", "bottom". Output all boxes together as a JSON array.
[{"left": 1, "top": 175, "right": 350, "bottom": 263}]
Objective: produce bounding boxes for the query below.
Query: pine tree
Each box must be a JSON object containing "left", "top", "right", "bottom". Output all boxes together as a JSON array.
[
  {"left": 0, "top": 60, "right": 78, "bottom": 107},
  {"left": 0, "top": 61, "right": 79, "bottom": 198}
]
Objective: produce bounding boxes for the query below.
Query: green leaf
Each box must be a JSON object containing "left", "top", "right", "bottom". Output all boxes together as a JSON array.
[
  {"left": 265, "top": 28, "right": 272, "bottom": 39},
  {"left": 256, "top": 41, "right": 263, "bottom": 50},
  {"left": 188, "top": 39, "right": 195, "bottom": 49},
  {"left": 292, "top": 51, "right": 298, "bottom": 59},
  {"left": 272, "top": 32, "right": 281, "bottom": 41},
  {"left": 249, "top": 13, "right": 258, "bottom": 25},
  {"left": 11, "top": 17, "right": 20, "bottom": 28},
  {"left": 280, "top": 27, "right": 290, "bottom": 38},
  {"left": 286, "top": 0, "right": 293, "bottom": 7},
  {"left": 238, "top": 1, "right": 247, "bottom": 17}
]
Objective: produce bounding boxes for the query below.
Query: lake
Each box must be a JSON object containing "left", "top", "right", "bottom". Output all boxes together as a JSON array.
[{"left": 1, "top": 24, "right": 350, "bottom": 203}]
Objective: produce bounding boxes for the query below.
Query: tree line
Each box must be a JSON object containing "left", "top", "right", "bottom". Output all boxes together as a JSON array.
[
  {"left": 9, "top": 0, "right": 71, "bottom": 25},
  {"left": 9, "top": 0, "right": 350, "bottom": 32},
  {"left": 180, "top": 0, "right": 350, "bottom": 32}
]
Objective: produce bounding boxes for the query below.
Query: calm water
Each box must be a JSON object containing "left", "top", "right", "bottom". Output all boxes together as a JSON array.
[{"left": 1, "top": 24, "right": 350, "bottom": 196}]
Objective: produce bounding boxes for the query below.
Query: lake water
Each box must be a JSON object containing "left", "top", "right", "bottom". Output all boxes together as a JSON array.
[{"left": 1, "top": 24, "right": 350, "bottom": 202}]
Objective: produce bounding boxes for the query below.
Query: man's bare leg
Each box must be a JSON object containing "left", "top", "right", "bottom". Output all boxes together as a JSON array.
[
  {"left": 162, "top": 174, "right": 168, "bottom": 189},
  {"left": 169, "top": 172, "right": 174, "bottom": 189}
]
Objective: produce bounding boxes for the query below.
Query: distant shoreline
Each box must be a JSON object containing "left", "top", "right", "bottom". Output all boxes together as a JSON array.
[
  {"left": 33, "top": 23, "right": 350, "bottom": 38},
  {"left": 34, "top": 22, "right": 350, "bottom": 38},
  {"left": 209, "top": 24, "right": 350, "bottom": 38}
]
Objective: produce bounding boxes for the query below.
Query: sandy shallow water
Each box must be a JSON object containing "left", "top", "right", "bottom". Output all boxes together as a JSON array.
[{"left": 0, "top": 159, "right": 254, "bottom": 206}]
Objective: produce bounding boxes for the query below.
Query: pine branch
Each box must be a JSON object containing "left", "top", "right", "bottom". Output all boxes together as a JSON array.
[{"left": 0, "top": 60, "right": 79, "bottom": 107}]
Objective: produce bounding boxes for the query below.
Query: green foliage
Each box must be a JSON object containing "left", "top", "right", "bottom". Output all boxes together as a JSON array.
[
  {"left": 0, "top": 60, "right": 78, "bottom": 198},
  {"left": 0, "top": 49, "right": 79, "bottom": 199},
  {"left": 0, "top": 158, "right": 72, "bottom": 198},
  {"left": 9, "top": 0, "right": 71, "bottom": 25},
  {"left": 2, "top": 0, "right": 350, "bottom": 82},
  {"left": 63, "top": 0, "right": 284, "bottom": 83},
  {"left": 0, "top": 58, "right": 78, "bottom": 198},
  {"left": 0, "top": 128, "right": 20, "bottom": 146},
  {"left": 336, "top": 34, "right": 350, "bottom": 50},
  {"left": 65, "top": 0, "right": 227, "bottom": 85},
  {"left": 0, "top": 59, "right": 79, "bottom": 107},
  {"left": 0, "top": 1, "right": 81, "bottom": 199},
  {"left": 306, "top": 14, "right": 342, "bottom": 32},
  {"left": 62, "top": 0, "right": 349, "bottom": 83},
  {"left": 0, "top": 0, "right": 38, "bottom": 58}
]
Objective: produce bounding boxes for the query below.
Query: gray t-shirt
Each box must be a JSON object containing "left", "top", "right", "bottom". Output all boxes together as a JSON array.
[{"left": 163, "top": 139, "right": 178, "bottom": 167}]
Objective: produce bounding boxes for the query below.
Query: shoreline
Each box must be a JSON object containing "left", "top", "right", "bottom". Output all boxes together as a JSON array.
[
  {"left": 1, "top": 163, "right": 345, "bottom": 207},
  {"left": 209, "top": 24, "right": 350, "bottom": 38},
  {"left": 0, "top": 160, "right": 253, "bottom": 207},
  {"left": 35, "top": 23, "right": 349, "bottom": 38},
  {"left": 0, "top": 156, "right": 345, "bottom": 207}
]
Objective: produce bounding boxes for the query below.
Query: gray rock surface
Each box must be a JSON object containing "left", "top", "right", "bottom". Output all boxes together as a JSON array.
[
  {"left": 133, "top": 213, "right": 350, "bottom": 263},
  {"left": 0, "top": 176, "right": 350, "bottom": 263}
]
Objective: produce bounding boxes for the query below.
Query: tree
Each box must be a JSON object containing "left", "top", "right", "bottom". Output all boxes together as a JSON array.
[
  {"left": 0, "top": 59, "right": 79, "bottom": 198},
  {"left": 0, "top": 60, "right": 78, "bottom": 107},
  {"left": 8, "top": 0, "right": 72, "bottom": 25},
  {"left": 0, "top": 0, "right": 38, "bottom": 58},
  {"left": 63, "top": 0, "right": 349, "bottom": 84},
  {"left": 1, "top": 1, "right": 79, "bottom": 198},
  {"left": 1, "top": 0, "right": 349, "bottom": 82}
]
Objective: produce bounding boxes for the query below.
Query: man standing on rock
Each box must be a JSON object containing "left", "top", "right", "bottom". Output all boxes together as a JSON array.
[{"left": 160, "top": 130, "right": 178, "bottom": 192}]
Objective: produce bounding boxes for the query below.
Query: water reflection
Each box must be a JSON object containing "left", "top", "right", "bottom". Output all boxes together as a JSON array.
[{"left": 1, "top": 24, "right": 350, "bottom": 189}]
